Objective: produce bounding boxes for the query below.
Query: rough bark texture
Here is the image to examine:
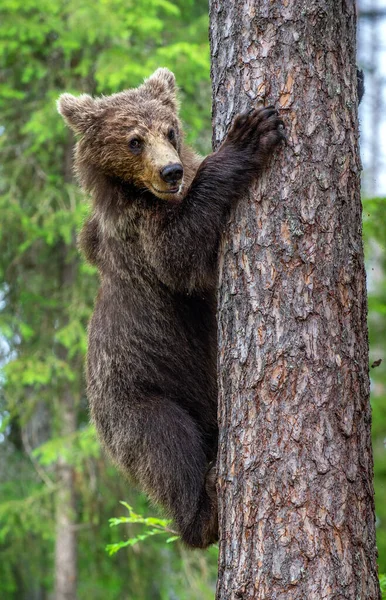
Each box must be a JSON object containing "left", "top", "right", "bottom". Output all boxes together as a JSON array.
[{"left": 210, "top": 1, "right": 381, "bottom": 598}]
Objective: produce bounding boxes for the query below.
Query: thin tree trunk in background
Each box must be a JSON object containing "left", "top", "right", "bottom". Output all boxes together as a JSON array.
[
  {"left": 54, "top": 142, "right": 78, "bottom": 600},
  {"left": 54, "top": 385, "right": 77, "bottom": 600},
  {"left": 210, "top": 1, "right": 381, "bottom": 598}
]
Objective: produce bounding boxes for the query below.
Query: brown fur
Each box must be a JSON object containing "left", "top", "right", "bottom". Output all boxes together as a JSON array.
[{"left": 57, "top": 68, "right": 283, "bottom": 548}]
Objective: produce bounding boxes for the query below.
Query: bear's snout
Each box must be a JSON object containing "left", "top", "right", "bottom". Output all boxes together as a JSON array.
[{"left": 160, "top": 163, "right": 184, "bottom": 185}]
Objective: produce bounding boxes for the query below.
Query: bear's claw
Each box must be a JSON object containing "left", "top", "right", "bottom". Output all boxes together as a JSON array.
[{"left": 225, "top": 105, "right": 285, "bottom": 161}]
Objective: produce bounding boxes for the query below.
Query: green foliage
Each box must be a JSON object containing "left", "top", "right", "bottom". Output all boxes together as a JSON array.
[
  {"left": 380, "top": 574, "right": 386, "bottom": 599},
  {"left": 363, "top": 197, "right": 386, "bottom": 576},
  {"left": 32, "top": 425, "right": 100, "bottom": 466},
  {"left": 106, "top": 502, "right": 179, "bottom": 555}
]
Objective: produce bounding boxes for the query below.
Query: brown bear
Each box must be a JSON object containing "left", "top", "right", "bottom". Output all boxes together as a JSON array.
[{"left": 57, "top": 68, "right": 283, "bottom": 548}]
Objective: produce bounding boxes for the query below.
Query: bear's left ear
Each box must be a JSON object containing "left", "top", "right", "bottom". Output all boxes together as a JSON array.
[
  {"left": 143, "top": 68, "right": 179, "bottom": 111},
  {"left": 57, "top": 93, "right": 99, "bottom": 135}
]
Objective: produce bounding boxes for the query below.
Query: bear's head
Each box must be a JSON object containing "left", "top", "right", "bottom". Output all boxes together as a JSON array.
[{"left": 58, "top": 68, "right": 185, "bottom": 202}]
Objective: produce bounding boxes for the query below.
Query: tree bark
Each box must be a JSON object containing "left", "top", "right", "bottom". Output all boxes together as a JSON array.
[{"left": 210, "top": 1, "right": 381, "bottom": 599}]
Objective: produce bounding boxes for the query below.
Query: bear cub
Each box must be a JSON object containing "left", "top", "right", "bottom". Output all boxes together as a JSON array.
[{"left": 58, "top": 68, "right": 283, "bottom": 548}]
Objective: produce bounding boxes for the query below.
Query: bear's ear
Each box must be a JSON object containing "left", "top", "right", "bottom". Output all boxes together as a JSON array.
[
  {"left": 57, "top": 93, "right": 98, "bottom": 135},
  {"left": 143, "top": 68, "right": 179, "bottom": 111}
]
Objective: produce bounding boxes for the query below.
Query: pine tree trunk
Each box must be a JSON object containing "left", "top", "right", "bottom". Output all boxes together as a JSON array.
[{"left": 209, "top": 1, "right": 381, "bottom": 598}]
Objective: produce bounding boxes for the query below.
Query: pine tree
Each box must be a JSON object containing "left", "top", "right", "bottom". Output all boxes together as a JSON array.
[{"left": 210, "top": 1, "right": 381, "bottom": 597}]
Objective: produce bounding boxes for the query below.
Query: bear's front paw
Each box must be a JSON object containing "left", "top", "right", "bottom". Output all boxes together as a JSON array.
[{"left": 225, "top": 105, "right": 285, "bottom": 163}]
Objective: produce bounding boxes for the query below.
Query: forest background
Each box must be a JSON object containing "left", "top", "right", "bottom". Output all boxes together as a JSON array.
[{"left": 0, "top": 0, "right": 385, "bottom": 598}]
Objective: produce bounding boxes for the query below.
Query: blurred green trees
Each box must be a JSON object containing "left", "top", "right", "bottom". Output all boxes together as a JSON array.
[
  {"left": 1, "top": 0, "right": 386, "bottom": 598},
  {"left": 363, "top": 197, "right": 386, "bottom": 579}
]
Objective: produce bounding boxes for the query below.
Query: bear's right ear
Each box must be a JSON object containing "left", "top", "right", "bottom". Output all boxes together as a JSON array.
[
  {"left": 142, "top": 68, "right": 179, "bottom": 111},
  {"left": 57, "top": 93, "right": 98, "bottom": 135}
]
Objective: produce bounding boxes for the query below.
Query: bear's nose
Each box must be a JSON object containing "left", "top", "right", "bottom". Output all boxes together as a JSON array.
[{"left": 160, "top": 163, "right": 184, "bottom": 184}]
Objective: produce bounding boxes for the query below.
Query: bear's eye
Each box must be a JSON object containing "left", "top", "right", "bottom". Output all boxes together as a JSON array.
[
  {"left": 167, "top": 128, "right": 176, "bottom": 142},
  {"left": 129, "top": 138, "right": 142, "bottom": 152}
]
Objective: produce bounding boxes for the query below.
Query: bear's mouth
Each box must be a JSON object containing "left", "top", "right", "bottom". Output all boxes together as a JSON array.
[{"left": 150, "top": 184, "right": 181, "bottom": 196}]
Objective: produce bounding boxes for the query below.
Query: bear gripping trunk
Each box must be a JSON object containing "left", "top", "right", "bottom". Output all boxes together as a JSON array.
[{"left": 210, "top": 1, "right": 381, "bottom": 599}]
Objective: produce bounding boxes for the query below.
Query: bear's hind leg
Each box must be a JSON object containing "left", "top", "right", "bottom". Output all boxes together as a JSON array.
[{"left": 106, "top": 397, "right": 218, "bottom": 548}]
